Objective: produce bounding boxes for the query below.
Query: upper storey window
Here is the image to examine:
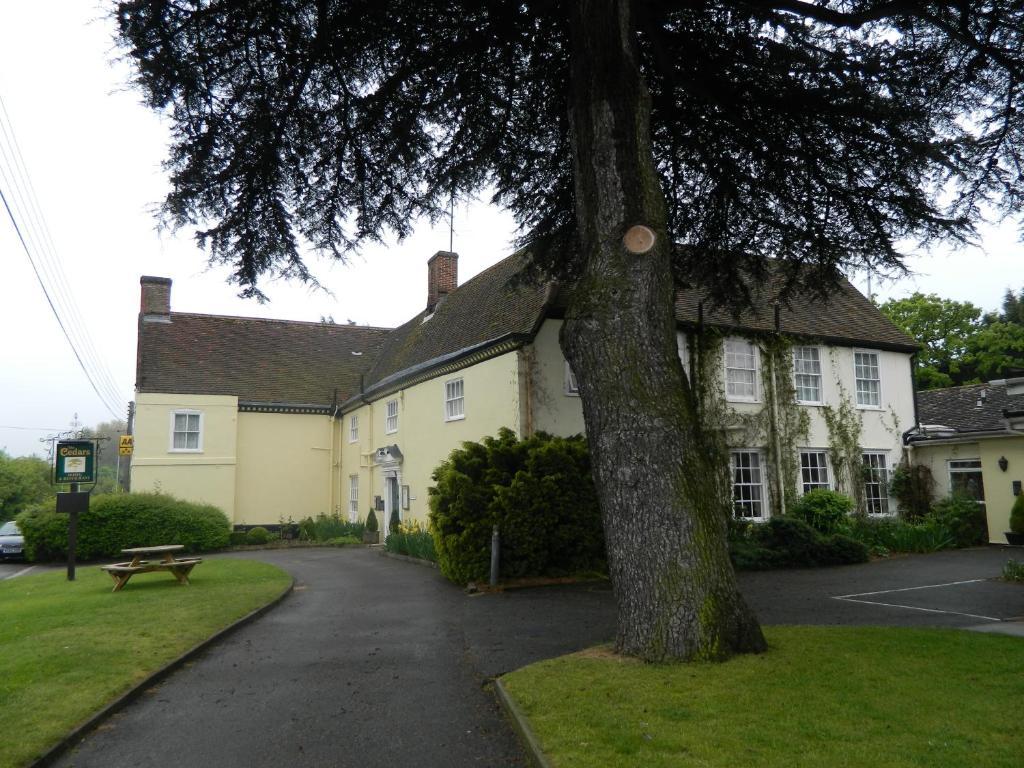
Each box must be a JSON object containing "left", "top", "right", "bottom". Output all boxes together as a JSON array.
[{"left": 725, "top": 339, "right": 759, "bottom": 402}]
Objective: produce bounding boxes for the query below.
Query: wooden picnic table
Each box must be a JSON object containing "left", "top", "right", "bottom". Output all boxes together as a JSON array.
[{"left": 100, "top": 545, "right": 203, "bottom": 592}]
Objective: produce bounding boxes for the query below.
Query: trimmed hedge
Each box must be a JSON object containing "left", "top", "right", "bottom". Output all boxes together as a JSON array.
[
  {"left": 729, "top": 517, "right": 869, "bottom": 570},
  {"left": 17, "top": 492, "right": 230, "bottom": 561},
  {"left": 429, "top": 428, "right": 605, "bottom": 584}
]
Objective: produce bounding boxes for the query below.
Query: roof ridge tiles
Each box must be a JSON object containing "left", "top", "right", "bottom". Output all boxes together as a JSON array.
[{"left": 168, "top": 311, "right": 394, "bottom": 332}]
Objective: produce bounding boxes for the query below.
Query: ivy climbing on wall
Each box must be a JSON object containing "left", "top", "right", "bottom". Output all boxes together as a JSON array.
[{"left": 821, "top": 385, "right": 866, "bottom": 515}]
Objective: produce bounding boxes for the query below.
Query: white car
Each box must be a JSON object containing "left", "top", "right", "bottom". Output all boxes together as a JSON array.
[{"left": 0, "top": 520, "right": 24, "bottom": 559}]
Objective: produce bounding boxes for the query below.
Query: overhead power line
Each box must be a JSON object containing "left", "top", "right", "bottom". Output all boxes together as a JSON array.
[{"left": 0, "top": 92, "right": 126, "bottom": 419}]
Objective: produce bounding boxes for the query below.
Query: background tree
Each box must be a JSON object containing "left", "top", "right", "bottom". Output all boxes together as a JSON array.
[
  {"left": 985, "top": 287, "right": 1024, "bottom": 327},
  {"left": 81, "top": 419, "right": 129, "bottom": 492},
  {"left": 115, "top": 1, "right": 1024, "bottom": 661},
  {"left": 966, "top": 321, "right": 1024, "bottom": 380},
  {"left": 878, "top": 293, "right": 983, "bottom": 389},
  {"left": 0, "top": 450, "right": 53, "bottom": 521}
]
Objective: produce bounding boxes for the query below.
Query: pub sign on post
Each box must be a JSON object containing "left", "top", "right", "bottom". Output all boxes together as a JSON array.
[{"left": 55, "top": 440, "right": 96, "bottom": 484}]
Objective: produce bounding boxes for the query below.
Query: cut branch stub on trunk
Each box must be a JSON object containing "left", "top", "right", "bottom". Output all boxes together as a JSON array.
[{"left": 561, "top": 0, "right": 766, "bottom": 661}]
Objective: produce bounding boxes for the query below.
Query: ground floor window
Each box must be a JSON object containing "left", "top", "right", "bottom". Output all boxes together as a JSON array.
[
  {"left": 799, "top": 450, "right": 831, "bottom": 494},
  {"left": 348, "top": 475, "right": 359, "bottom": 523},
  {"left": 731, "top": 450, "right": 766, "bottom": 520},
  {"left": 862, "top": 452, "right": 892, "bottom": 516},
  {"left": 948, "top": 459, "right": 985, "bottom": 504}
]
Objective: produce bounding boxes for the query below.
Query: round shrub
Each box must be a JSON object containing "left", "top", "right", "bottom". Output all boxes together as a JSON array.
[
  {"left": 1010, "top": 493, "right": 1024, "bottom": 535},
  {"left": 429, "top": 428, "right": 604, "bottom": 584},
  {"left": 787, "top": 489, "right": 853, "bottom": 534},
  {"left": 17, "top": 492, "right": 230, "bottom": 561},
  {"left": 246, "top": 526, "right": 271, "bottom": 545},
  {"left": 931, "top": 493, "right": 988, "bottom": 547}
]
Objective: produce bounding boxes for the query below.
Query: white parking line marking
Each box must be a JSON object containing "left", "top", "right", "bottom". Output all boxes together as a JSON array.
[
  {"left": 2, "top": 565, "right": 35, "bottom": 580},
  {"left": 831, "top": 596, "right": 1001, "bottom": 622},
  {"left": 833, "top": 578, "right": 988, "bottom": 599}
]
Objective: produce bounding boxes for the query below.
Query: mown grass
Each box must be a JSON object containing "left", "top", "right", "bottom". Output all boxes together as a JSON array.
[
  {"left": 0, "top": 559, "right": 290, "bottom": 768},
  {"left": 502, "top": 626, "right": 1024, "bottom": 768}
]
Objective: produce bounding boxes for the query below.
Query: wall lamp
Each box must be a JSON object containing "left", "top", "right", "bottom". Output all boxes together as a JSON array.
[{"left": 998, "top": 455, "right": 1009, "bottom": 472}]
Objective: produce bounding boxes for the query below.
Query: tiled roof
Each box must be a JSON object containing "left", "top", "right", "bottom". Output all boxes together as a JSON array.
[
  {"left": 136, "top": 313, "right": 390, "bottom": 404},
  {"left": 363, "top": 254, "right": 548, "bottom": 388},
  {"left": 673, "top": 273, "right": 918, "bottom": 351},
  {"left": 136, "top": 256, "right": 915, "bottom": 404},
  {"left": 916, "top": 381, "right": 1024, "bottom": 434}
]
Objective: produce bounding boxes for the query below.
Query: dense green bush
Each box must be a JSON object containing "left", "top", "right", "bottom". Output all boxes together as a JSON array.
[
  {"left": 1010, "top": 494, "right": 1024, "bottom": 535},
  {"left": 228, "top": 530, "right": 248, "bottom": 546},
  {"left": 787, "top": 490, "right": 854, "bottom": 534},
  {"left": 889, "top": 462, "right": 934, "bottom": 521},
  {"left": 931, "top": 493, "right": 988, "bottom": 547},
  {"left": 389, "top": 509, "right": 401, "bottom": 534},
  {"left": 17, "top": 492, "right": 230, "bottom": 561},
  {"left": 246, "top": 526, "right": 271, "bottom": 545},
  {"left": 729, "top": 517, "right": 868, "bottom": 570},
  {"left": 366, "top": 508, "right": 379, "bottom": 533},
  {"left": 298, "top": 514, "right": 364, "bottom": 542},
  {"left": 429, "top": 428, "right": 604, "bottom": 584}
]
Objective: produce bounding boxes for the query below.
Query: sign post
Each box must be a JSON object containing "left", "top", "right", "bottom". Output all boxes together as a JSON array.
[{"left": 56, "top": 440, "right": 97, "bottom": 581}]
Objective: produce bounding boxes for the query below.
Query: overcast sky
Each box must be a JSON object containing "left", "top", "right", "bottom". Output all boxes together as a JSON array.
[{"left": 1, "top": 3, "right": 1021, "bottom": 458}]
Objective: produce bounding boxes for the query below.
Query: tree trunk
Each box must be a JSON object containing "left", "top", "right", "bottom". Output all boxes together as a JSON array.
[{"left": 562, "top": 0, "right": 766, "bottom": 661}]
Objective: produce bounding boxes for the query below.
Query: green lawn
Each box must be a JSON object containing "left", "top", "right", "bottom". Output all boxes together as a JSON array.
[
  {"left": 0, "top": 559, "right": 291, "bottom": 768},
  {"left": 502, "top": 627, "right": 1024, "bottom": 768}
]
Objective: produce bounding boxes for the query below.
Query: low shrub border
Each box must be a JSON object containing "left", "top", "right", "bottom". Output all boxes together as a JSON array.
[{"left": 17, "top": 492, "right": 230, "bottom": 561}]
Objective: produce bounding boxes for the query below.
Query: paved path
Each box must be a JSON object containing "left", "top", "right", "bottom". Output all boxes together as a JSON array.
[{"left": 51, "top": 546, "right": 1021, "bottom": 767}]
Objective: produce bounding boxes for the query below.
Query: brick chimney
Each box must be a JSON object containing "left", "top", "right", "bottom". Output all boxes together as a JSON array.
[
  {"left": 426, "top": 251, "right": 458, "bottom": 313},
  {"left": 140, "top": 276, "right": 172, "bottom": 322}
]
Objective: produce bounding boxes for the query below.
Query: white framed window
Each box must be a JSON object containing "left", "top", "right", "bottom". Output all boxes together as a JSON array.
[
  {"left": 385, "top": 399, "right": 399, "bottom": 434},
  {"left": 564, "top": 361, "right": 579, "bottom": 395},
  {"left": 862, "top": 452, "right": 892, "bottom": 515},
  {"left": 792, "top": 346, "right": 823, "bottom": 404},
  {"left": 348, "top": 475, "right": 359, "bottom": 523},
  {"left": 169, "top": 410, "right": 203, "bottom": 452},
  {"left": 730, "top": 450, "right": 766, "bottom": 520},
  {"left": 725, "top": 339, "right": 759, "bottom": 402},
  {"left": 948, "top": 459, "right": 985, "bottom": 503},
  {"left": 444, "top": 378, "right": 465, "bottom": 421},
  {"left": 799, "top": 450, "right": 832, "bottom": 494},
  {"left": 349, "top": 414, "right": 359, "bottom": 443},
  {"left": 854, "top": 350, "right": 881, "bottom": 408}
]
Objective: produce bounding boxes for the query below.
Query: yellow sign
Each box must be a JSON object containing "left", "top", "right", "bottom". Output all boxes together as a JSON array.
[{"left": 119, "top": 435, "right": 134, "bottom": 456}]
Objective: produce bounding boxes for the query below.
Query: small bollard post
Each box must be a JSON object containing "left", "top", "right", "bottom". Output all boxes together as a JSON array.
[{"left": 489, "top": 525, "right": 500, "bottom": 587}]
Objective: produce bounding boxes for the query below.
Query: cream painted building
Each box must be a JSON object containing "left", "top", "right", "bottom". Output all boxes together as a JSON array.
[
  {"left": 907, "top": 379, "right": 1024, "bottom": 543},
  {"left": 132, "top": 252, "right": 921, "bottom": 529}
]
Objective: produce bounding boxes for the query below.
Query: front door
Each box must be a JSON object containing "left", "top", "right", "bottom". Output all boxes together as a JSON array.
[{"left": 385, "top": 475, "right": 400, "bottom": 534}]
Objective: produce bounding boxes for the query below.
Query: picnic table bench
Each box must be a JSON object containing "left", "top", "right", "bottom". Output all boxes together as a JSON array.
[{"left": 100, "top": 545, "right": 202, "bottom": 592}]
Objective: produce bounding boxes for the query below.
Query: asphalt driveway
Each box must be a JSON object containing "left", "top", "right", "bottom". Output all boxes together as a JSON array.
[{"left": 49, "top": 545, "right": 1022, "bottom": 767}]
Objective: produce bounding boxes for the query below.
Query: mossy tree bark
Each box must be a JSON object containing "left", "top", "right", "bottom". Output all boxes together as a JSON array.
[{"left": 562, "top": 0, "right": 766, "bottom": 661}]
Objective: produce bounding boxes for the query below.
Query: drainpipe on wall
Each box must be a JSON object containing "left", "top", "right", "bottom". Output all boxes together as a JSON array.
[
  {"left": 768, "top": 303, "right": 786, "bottom": 516},
  {"left": 768, "top": 349, "right": 787, "bottom": 516}
]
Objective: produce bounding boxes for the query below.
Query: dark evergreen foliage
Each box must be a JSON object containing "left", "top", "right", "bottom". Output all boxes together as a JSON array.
[
  {"left": 729, "top": 517, "right": 868, "bottom": 570},
  {"left": 115, "top": 1, "right": 1024, "bottom": 306},
  {"left": 429, "top": 428, "right": 604, "bottom": 584}
]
